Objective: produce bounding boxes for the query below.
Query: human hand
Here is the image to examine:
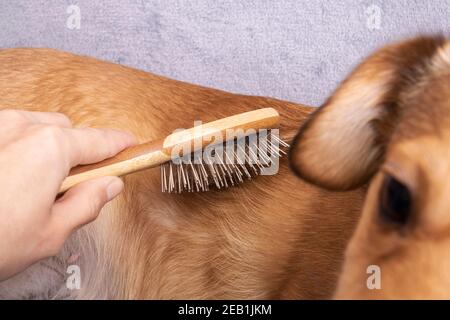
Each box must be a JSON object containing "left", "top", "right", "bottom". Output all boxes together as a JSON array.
[{"left": 0, "top": 109, "right": 136, "bottom": 280}]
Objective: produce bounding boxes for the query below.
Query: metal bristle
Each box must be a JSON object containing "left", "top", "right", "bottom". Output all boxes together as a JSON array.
[{"left": 161, "top": 130, "right": 289, "bottom": 193}]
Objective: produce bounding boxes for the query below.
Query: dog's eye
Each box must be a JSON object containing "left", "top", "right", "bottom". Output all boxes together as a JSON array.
[{"left": 379, "top": 175, "right": 411, "bottom": 225}]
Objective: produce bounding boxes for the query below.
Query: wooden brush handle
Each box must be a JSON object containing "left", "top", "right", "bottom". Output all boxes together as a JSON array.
[{"left": 59, "top": 107, "right": 280, "bottom": 193}]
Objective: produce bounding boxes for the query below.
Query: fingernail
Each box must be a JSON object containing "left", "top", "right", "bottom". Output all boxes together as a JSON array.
[{"left": 106, "top": 178, "right": 124, "bottom": 201}]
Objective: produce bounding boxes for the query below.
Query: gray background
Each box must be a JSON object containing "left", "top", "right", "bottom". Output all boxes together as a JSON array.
[{"left": 0, "top": 0, "right": 448, "bottom": 107}]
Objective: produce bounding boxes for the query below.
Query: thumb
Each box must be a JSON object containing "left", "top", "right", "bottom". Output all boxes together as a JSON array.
[{"left": 51, "top": 176, "right": 124, "bottom": 233}]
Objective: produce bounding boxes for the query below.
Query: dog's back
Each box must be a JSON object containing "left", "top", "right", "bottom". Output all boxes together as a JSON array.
[{"left": 0, "top": 48, "right": 364, "bottom": 299}]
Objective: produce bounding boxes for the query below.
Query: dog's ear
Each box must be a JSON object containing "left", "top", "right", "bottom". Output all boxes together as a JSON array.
[{"left": 289, "top": 36, "right": 446, "bottom": 191}]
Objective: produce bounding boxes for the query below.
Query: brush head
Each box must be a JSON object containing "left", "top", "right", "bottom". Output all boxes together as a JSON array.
[{"left": 161, "top": 130, "right": 289, "bottom": 193}]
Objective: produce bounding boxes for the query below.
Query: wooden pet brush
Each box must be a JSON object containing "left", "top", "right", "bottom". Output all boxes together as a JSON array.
[{"left": 60, "top": 107, "right": 288, "bottom": 194}]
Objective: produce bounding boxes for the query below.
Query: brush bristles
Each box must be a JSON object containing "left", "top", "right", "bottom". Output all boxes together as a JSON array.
[{"left": 161, "top": 130, "right": 289, "bottom": 193}]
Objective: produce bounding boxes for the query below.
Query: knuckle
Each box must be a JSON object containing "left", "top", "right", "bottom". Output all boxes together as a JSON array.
[
  {"left": 55, "top": 113, "right": 72, "bottom": 126},
  {"left": 31, "top": 125, "right": 68, "bottom": 165},
  {"left": 82, "top": 189, "right": 108, "bottom": 222},
  {"left": 88, "top": 194, "right": 104, "bottom": 217},
  {"left": 37, "top": 125, "right": 65, "bottom": 148},
  {"left": 0, "top": 109, "right": 25, "bottom": 122}
]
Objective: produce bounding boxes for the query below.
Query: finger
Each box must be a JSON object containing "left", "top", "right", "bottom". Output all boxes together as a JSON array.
[
  {"left": 51, "top": 176, "right": 124, "bottom": 234},
  {"left": 0, "top": 109, "right": 72, "bottom": 127},
  {"left": 25, "top": 111, "right": 73, "bottom": 127},
  {"left": 64, "top": 127, "right": 137, "bottom": 167}
]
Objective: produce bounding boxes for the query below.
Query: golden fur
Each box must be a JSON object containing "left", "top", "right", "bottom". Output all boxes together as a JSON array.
[{"left": 0, "top": 48, "right": 364, "bottom": 299}]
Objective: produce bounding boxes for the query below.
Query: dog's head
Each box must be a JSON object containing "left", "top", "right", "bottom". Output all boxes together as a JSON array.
[{"left": 290, "top": 36, "right": 450, "bottom": 298}]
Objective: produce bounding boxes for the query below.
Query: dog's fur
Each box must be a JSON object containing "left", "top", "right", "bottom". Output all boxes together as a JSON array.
[
  {"left": 0, "top": 48, "right": 364, "bottom": 299},
  {"left": 291, "top": 36, "right": 450, "bottom": 298},
  {"left": 5, "top": 35, "right": 447, "bottom": 299}
]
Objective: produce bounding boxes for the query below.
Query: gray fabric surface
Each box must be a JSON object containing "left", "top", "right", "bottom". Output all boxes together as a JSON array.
[{"left": 0, "top": 0, "right": 449, "bottom": 107}]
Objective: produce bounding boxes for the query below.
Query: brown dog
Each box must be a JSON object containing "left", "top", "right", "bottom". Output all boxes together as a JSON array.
[
  {"left": 291, "top": 35, "right": 450, "bottom": 298},
  {"left": 0, "top": 48, "right": 364, "bottom": 299}
]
